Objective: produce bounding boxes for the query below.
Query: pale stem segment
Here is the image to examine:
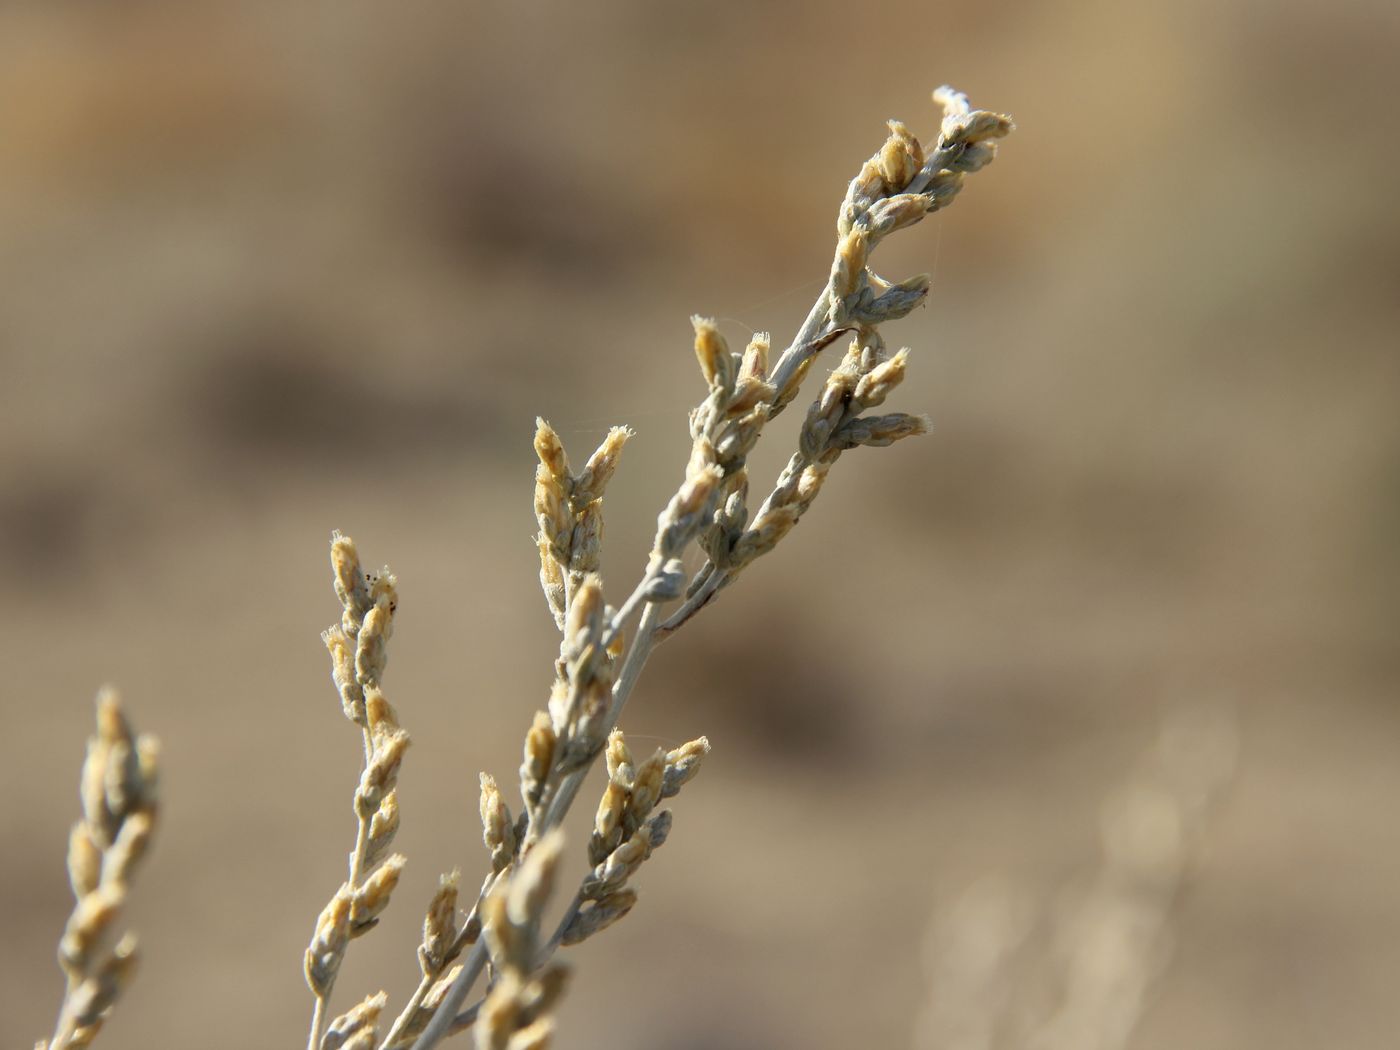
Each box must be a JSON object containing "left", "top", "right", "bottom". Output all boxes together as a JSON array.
[{"left": 407, "top": 601, "right": 665, "bottom": 1050}]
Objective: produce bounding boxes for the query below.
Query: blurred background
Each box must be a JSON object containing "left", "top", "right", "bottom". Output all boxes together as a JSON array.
[{"left": 2, "top": 1, "right": 1397, "bottom": 1047}]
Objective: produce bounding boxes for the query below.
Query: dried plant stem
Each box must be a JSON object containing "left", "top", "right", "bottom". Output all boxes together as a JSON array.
[
  {"left": 407, "top": 599, "right": 665, "bottom": 1050},
  {"left": 404, "top": 940, "right": 490, "bottom": 1049},
  {"left": 307, "top": 713, "right": 379, "bottom": 1050},
  {"left": 764, "top": 325, "right": 855, "bottom": 421},
  {"left": 304, "top": 535, "right": 408, "bottom": 1050},
  {"left": 410, "top": 84, "right": 1011, "bottom": 1050},
  {"left": 538, "top": 890, "right": 586, "bottom": 964},
  {"left": 377, "top": 978, "right": 431, "bottom": 1048},
  {"left": 36, "top": 80, "right": 1012, "bottom": 1050},
  {"left": 543, "top": 600, "right": 664, "bottom": 833},
  {"left": 43, "top": 691, "right": 159, "bottom": 1050},
  {"left": 306, "top": 998, "right": 329, "bottom": 1050}
]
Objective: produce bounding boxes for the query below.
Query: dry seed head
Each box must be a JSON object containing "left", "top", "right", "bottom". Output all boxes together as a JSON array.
[
  {"left": 480, "top": 772, "right": 518, "bottom": 874},
  {"left": 772, "top": 355, "right": 815, "bottom": 414},
  {"left": 533, "top": 463, "right": 570, "bottom": 563},
  {"left": 831, "top": 411, "right": 930, "bottom": 450},
  {"left": 591, "top": 780, "right": 628, "bottom": 863},
  {"left": 933, "top": 84, "right": 970, "bottom": 117},
  {"left": 627, "top": 748, "right": 667, "bottom": 827},
  {"left": 840, "top": 157, "right": 887, "bottom": 233},
  {"left": 521, "top": 711, "right": 556, "bottom": 803},
  {"left": 807, "top": 361, "right": 859, "bottom": 437},
  {"left": 480, "top": 890, "right": 525, "bottom": 974},
  {"left": 796, "top": 462, "right": 829, "bottom": 504},
  {"left": 853, "top": 348, "right": 910, "bottom": 409},
  {"left": 59, "top": 882, "right": 124, "bottom": 978},
  {"left": 731, "top": 506, "right": 799, "bottom": 567},
  {"left": 330, "top": 533, "right": 367, "bottom": 622},
  {"left": 355, "top": 603, "right": 392, "bottom": 686},
  {"left": 98, "top": 810, "right": 154, "bottom": 888},
  {"left": 831, "top": 228, "right": 870, "bottom": 301},
  {"left": 952, "top": 140, "right": 998, "bottom": 172},
  {"left": 322, "top": 990, "right": 389, "bottom": 1050},
  {"left": 66, "top": 934, "right": 138, "bottom": 1029},
  {"left": 93, "top": 689, "right": 130, "bottom": 746},
  {"left": 878, "top": 120, "right": 923, "bottom": 190},
  {"left": 420, "top": 869, "right": 461, "bottom": 975},
  {"left": 568, "top": 679, "right": 613, "bottom": 760},
  {"left": 363, "top": 683, "right": 399, "bottom": 737},
  {"left": 505, "top": 1018, "right": 554, "bottom": 1050},
  {"left": 474, "top": 971, "right": 524, "bottom": 1050},
  {"left": 568, "top": 501, "right": 603, "bottom": 574},
  {"left": 364, "top": 791, "right": 400, "bottom": 869},
  {"left": 604, "top": 729, "right": 634, "bottom": 787},
  {"left": 101, "top": 736, "right": 144, "bottom": 823},
  {"left": 662, "top": 736, "right": 711, "bottom": 798},
  {"left": 350, "top": 853, "right": 407, "bottom": 934},
  {"left": 135, "top": 735, "right": 159, "bottom": 801},
  {"left": 81, "top": 746, "right": 116, "bottom": 849},
  {"left": 655, "top": 463, "right": 724, "bottom": 559},
  {"left": 572, "top": 425, "right": 632, "bottom": 506},
  {"left": 423, "top": 963, "right": 463, "bottom": 1010},
  {"left": 325, "top": 626, "right": 366, "bottom": 725},
  {"left": 691, "top": 316, "right": 734, "bottom": 392},
  {"left": 644, "top": 809, "right": 673, "bottom": 850},
  {"left": 561, "top": 888, "right": 638, "bottom": 946},
  {"left": 726, "top": 376, "right": 776, "bottom": 416},
  {"left": 546, "top": 677, "right": 570, "bottom": 733},
  {"left": 867, "top": 193, "right": 929, "bottom": 238},
  {"left": 944, "top": 108, "right": 1015, "bottom": 146},
  {"left": 68, "top": 822, "right": 101, "bottom": 900},
  {"left": 508, "top": 828, "right": 565, "bottom": 929},
  {"left": 536, "top": 538, "right": 566, "bottom": 629},
  {"left": 925, "top": 169, "right": 965, "bottom": 210},
  {"left": 853, "top": 273, "right": 930, "bottom": 325},
  {"left": 590, "top": 823, "right": 655, "bottom": 893},
  {"left": 564, "top": 575, "right": 605, "bottom": 650},
  {"left": 523, "top": 964, "right": 570, "bottom": 1020},
  {"left": 304, "top": 886, "right": 353, "bottom": 996},
  {"left": 369, "top": 568, "right": 398, "bottom": 612},
  {"left": 537, "top": 535, "right": 562, "bottom": 582},
  {"left": 356, "top": 729, "right": 411, "bottom": 816},
  {"left": 740, "top": 333, "right": 770, "bottom": 379},
  {"left": 338, "top": 1032, "right": 377, "bottom": 1050},
  {"left": 532, "top": 418, "right": 571, "bottom": 483}
]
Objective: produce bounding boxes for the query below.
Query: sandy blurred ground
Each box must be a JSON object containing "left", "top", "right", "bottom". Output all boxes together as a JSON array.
[{"left": 2, "top": 1, "right": 1398, "bottom": 1047}]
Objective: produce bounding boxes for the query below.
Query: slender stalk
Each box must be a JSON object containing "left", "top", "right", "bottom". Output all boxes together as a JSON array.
[
  {"left": 601, "top": 600, "right": 663, "bottom": 772},
  {"left": 379, "top": 872, "right": 495, "bottom": 1050},
  {"left": 406, "top": 937, "right": 490, "bottom": 1050},
  {"left": 445, "top": 999, "right": 484, "bottom": 1038},
  {"left": 307, "top": 722, "right": 377, "bottom": 1050},
  {"left": 402, "top": 85, "right": 1012, "bottom": 1050},
  {"left": 539, "top": 890, "right": 584, "bottom": 965},
  {"left": 768, "top": 309, "right": 841, "bottom": 398},
  {"left": 657, "top": 568, "right": 726, "bottom": 637},
  {"left": 409, "top": 601, "right": 664, "bottom": 1050},
  {"left": 307, "top": 996, "right": 328, "bottom": 1050},
  {"left": 47, "top": 972, "right": 79, "bottom": 1050},
  {"left": 902, "top": 138, "right": 962, "bottom": 197},
  {"left": 378, "top": 973, "right": 433, "bottom": 1050},
  {"left": 600, "top": 564, "right": 661, "bottom": 649}
]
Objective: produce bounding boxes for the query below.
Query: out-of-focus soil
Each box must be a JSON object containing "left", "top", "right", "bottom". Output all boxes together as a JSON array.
[{"left": 2, "top": 3, "right": 1397, "bottom": 1048}]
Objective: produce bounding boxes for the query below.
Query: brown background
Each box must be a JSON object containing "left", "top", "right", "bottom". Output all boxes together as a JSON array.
[{"left": 3, "top": 1, "right": 1398, "bottom": 1048}]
